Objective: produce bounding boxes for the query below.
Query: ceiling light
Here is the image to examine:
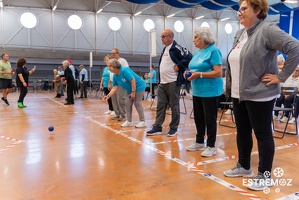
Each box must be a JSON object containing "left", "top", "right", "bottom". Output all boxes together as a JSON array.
[
  {"left": 220, "top": 17, "right": 229, "bottom": 22},
  {"left": 167, "top": 14, "right": 175, "bottom": 18},
  {"left": 52, "top": 5, "right": 57, "bottom": 11},
  {"left": 0, "top": 2, "right": 4, "bottom": 8},
  {"left": 96, "top": 8, "right": 103, "bottom": 14},
  {"left": 134, "top": 11, "right": 141, "bottom": 16},
  {"left": 285, "top": 0, "right": 298, "bottom": 3},
  {"left": 195, "top": 16, "right": 204, "bottom": 20}
]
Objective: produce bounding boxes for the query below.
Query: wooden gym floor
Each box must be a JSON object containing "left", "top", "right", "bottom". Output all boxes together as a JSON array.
[{"left": 0, "top": 91, "right": 299, "bottom": 200}]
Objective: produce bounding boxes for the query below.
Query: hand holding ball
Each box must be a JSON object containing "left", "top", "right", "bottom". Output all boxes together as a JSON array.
[
  {"left": 185, "top": 71, "right": 192, "bottom": 79},
  {"left": 48, "top": 126, "right": 54, "bottom": 132}
]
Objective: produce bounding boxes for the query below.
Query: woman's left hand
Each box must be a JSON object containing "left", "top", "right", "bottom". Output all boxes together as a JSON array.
[
  {"left": 260, "top": 74, "right": 281, "bottom": 86},
  {"left": 129, "top": 92, "right": 135, "bottom": 100}
]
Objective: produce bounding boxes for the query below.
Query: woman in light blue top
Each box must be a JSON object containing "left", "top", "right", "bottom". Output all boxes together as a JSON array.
[
  {"left": 103, "top": 59, "right": 146, "bottom": 128},
  {"left": 185, "top": 27, "right": 223, "bottom": 157},
  {"left": 147, "top": 65, "right": 157, "bottom": 98},
  {"left": 100, "top": 55, "right": 113, "bottom": 114}
]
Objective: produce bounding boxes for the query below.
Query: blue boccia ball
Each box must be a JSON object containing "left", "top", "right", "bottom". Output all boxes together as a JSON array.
[
  {"left": 186, "top": 71, "right": 192, "bottom": 78},
  {"left": 48, "top": 126, "right": 54, "bottom": 132}
]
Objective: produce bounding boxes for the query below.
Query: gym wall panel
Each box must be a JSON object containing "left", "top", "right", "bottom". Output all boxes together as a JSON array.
[
  {"left": 164, "top": 17, "right": 193, "bottom": 53},
  {"left": 53, "top": 12, "right": 95, "bottom": 51},
  {"left": 133, "top": 16, "right": 164, "bottom": 54},
  {"left": 2, "top": 8, "right": 28, "bottom": 47},
  {"left": 217, "top": 21, "right": 239, "bottom": 58},
  {"left": 96, "top": 13, "right": 133, "bottom": 54}
]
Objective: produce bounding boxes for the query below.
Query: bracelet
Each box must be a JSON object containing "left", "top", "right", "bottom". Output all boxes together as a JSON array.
[{"left": 132, "top": 91, "right": 136, "bottom": 92}]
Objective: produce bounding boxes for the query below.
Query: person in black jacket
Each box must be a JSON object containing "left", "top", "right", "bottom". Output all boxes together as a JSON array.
[
  {"left": 146, "top": 29, "right": 192, "bottom": 137},
  {"left": 15, "top": 58, "right": 36, "bottom": 108},
  {"left": 62, "top": 60, "right": 75, "bottom": 105}
]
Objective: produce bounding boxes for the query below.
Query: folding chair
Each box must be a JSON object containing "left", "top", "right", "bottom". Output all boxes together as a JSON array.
[
  {"left": 218, "top": 98, "right": 236, "bottom": 128},
  {"left": 273, "top": 86, "right": 298, "bottom": 139},
  {"left": 179, "top": 85, "right": 187, "bottom": 114}
]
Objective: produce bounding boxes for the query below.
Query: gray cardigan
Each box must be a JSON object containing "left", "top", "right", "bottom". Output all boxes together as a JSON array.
[{"left": 226, "top": 20, "right": 299, "bottom": 101}]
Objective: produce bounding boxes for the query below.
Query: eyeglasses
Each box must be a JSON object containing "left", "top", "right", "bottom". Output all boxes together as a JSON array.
[
  {"left": 111, "top": 52, "right": 118, "bottom": 55},
  {"left": 161, "top": 35, "right": 170, "bottom": 39},
  {"left": 237, "top": 7, "right": 247, "bottom": 14}
]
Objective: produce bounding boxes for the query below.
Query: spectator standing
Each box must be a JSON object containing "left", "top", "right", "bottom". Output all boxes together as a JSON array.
[
  {"left": 146, "top": 29, "right": 192, "bottom": 137},
  {"left": 79, "top": 65, "right": 88, "bottom": 98},
  {"left": 185, "top": 27, "right": 223, "bottom": 157},
  {"left": 0, "top": 53, "right": 14, "bottom": 105}
]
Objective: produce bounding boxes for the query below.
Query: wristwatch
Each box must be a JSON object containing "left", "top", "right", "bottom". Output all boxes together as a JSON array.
[{"left": 200, "top": 72, "right": 203, "bottom": 78}]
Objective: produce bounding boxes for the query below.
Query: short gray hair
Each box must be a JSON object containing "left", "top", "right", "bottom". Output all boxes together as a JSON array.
[
  {"left": 194, "top": 27, "right": 215, "bottom": 44},
  {"left": 108, "top": 58, "right": 121, "bottom": 69},
  {"left": 277, "top": 54, "right": 285, "bottom": 63}
]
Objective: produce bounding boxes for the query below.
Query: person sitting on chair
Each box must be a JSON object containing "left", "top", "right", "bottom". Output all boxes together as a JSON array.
[{"left": 273, "top": 66, "right": 299, "bottom": 122}]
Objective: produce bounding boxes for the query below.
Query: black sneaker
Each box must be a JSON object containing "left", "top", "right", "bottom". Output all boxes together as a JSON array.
[
  {"left": 1, "top": 97, "right": 9, "bottom": 105},
  {"left": 167, "top": 128, "right": 177, "bottom": 137},
  {"left": 146, "top": 126, "right": 162, "bottom": 136}
]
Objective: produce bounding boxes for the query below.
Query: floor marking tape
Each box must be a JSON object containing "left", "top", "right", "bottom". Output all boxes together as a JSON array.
[
  {"left": 151, "top": 132, "right": 237, "bottom": 145},
  {"left": 0, "top": 136, "right": 25, "bottom": 154},
  {"left": 276, "top": 192, "right": 299, "bottom": 200},
  {"left": 194, "top": 141, "right": 299, "bottom": 166},
  {"left": 86, "top": 117, "right": 262, "bottom": 200}
]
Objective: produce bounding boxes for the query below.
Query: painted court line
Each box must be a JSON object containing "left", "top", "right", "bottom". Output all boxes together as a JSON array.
[{"left": 85, "top": 116, "right": 262, "bottom": 200}]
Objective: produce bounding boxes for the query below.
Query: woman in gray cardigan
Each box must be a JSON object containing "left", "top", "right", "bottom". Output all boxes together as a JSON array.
[{"left": 223, "top": 0, "right": 299, "bottom": 191}]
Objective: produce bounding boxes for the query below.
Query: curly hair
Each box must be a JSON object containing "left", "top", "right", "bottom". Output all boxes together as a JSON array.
[{"left": 16, "top": 58, "right": 26, "bottom": 68}]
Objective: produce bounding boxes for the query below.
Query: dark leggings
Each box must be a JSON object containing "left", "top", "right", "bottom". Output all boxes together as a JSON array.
[
  {"left": 104, "top": 87, "right": 113, "bottom": 111},
  {"left": 18, "top": 85, "right": 28, "bottom": 103},
  {"left": 233, "top": 98, "right": 275, "bottom": 173},
  {"left": 193, "top": 96, "right": 219, "bottom": 147}
]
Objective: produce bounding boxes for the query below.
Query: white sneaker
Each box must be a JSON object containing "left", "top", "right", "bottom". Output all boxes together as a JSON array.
[
  {"left": 121, "top": 121, "right": 133, "bottom": 127},
  {"left": 105, "top": 110, "right": 112, "bottom": 115},
  {"left": 273, "top": 115, "right": 279, "bottom": 120},
  {"left": 247, "top": 172, "right": 273, "bottom": 191},
  {"left": 225, "top": 109, "right": 232, "bottom": 115},
  {"left": 186, "top": 143, "right": 205, "bottom": 151},
  {"left": 110, "top": 111, "right": 116, "bottom": 116},
  {"left": 201, "top": 147, "right": 217, "bottom": 157},
  {"left": 289, "top": 117, "right": 296, "bottom": 124},
  {"left": 223, "top": 162, "right": 254, "bottom": 177},
  {"left": 280, "top": 116, "right": 288, "bottom": 123},
  {"left": 135, "top": 121, "right": 146, "bottom": 128}
]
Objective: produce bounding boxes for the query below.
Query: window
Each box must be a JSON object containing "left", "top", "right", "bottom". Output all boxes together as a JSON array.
[
  {"left": 143, "top": 19, "right": 155, "bottom": 32},
  {"left": 174, "top": 20, "right": 184, "bottom": 33},
  {"left": 68, "top": 15, "right": 82, "bottom": 30},
  {"left": 20, "top": 12, "right": 37, "bottom": 29},
  {"left": 108, "top": 17, "right": 121, "bottom": 31}
]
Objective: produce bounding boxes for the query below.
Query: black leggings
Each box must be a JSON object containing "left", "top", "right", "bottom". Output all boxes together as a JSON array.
[
  {"left": 104, "top": 87, "right": 113, "bottom": 111},
  {"left": 233, "top": 98, "right": 275, "bottom": 173},
  {"left": 18, "top": 85, "right": 28, "bottom": 103},
  {"left": 193, "top": 96, "right": 219, "bottom": 147}
]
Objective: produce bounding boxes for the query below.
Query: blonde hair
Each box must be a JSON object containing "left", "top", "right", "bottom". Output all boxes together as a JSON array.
[{"left": 62, "top": 60, "right": 70, "bottom": 67}]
